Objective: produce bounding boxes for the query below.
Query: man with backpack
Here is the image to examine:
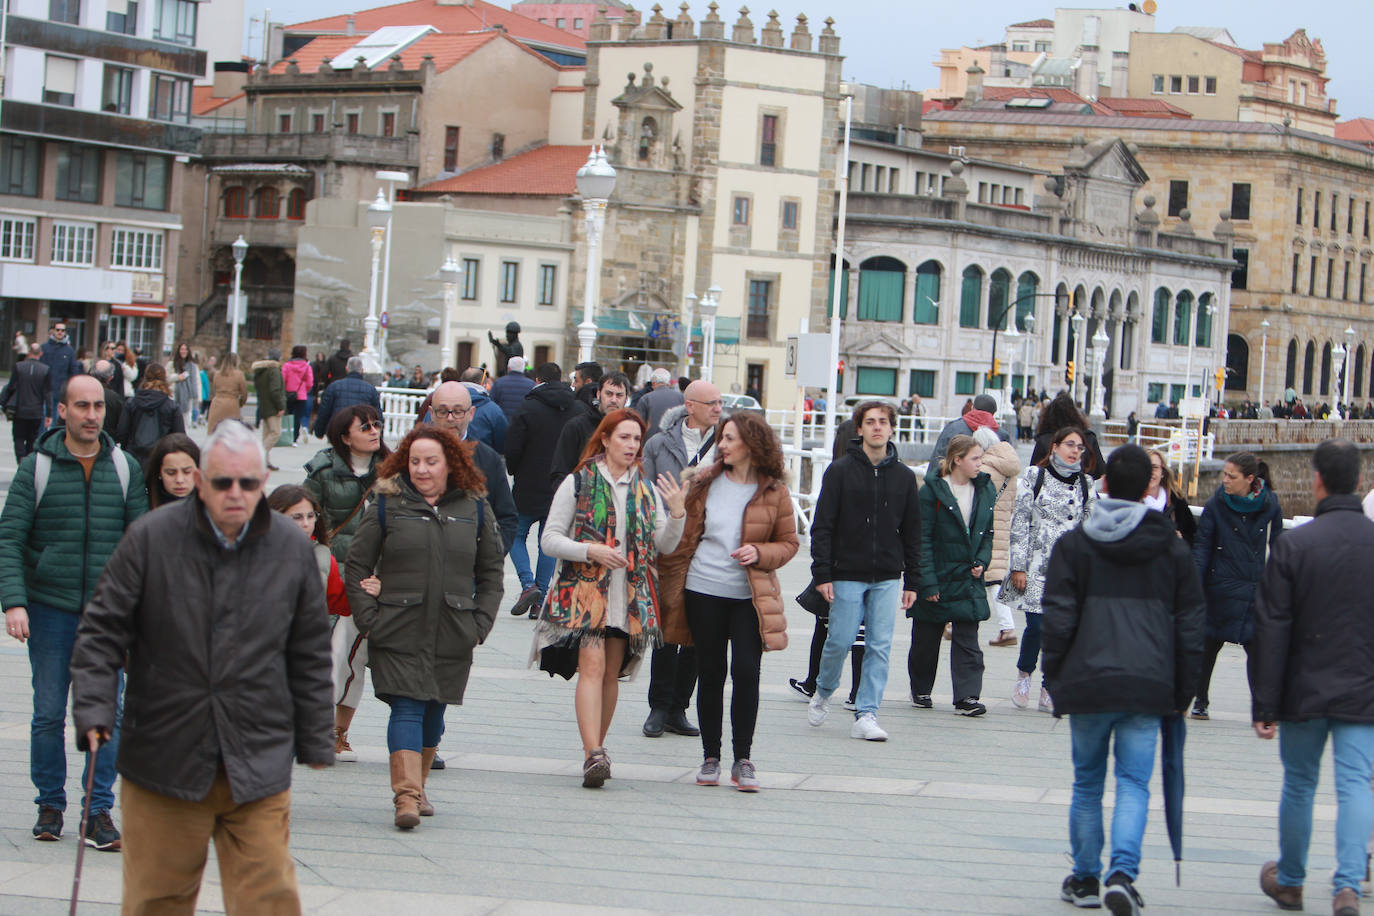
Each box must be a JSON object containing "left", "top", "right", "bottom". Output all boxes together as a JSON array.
[{"left": 0, "top": 374, "right": 148, "bottom": 850}]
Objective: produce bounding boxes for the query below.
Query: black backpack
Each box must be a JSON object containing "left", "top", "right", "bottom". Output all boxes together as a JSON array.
[{"left": 128, "top": 405, "right": 164, "bottom": 455}]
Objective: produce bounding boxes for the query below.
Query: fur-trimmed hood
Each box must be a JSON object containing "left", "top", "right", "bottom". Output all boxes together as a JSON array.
[{"left": 659, "top": 404, "right": 688, "bottom": 431}]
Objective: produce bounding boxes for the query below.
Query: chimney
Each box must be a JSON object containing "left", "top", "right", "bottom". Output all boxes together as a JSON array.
[
  {"left": 345, "top": 15, "right": 355, "bottom": 35},
  {"left": 1110, "top": 51, "right": 1129, "bottom": 98},
  {"left": 213, "top": 60, "right": 250, "bottom": 97},
  {"left": 989, "top": 43, "right": 1006, "bottom": 80},
  {"left": 1077, "top": 46, "right": 1099, "bottom": 100},
  {"left": 962, "top": 63, "right": 984, "bottom": 106}
]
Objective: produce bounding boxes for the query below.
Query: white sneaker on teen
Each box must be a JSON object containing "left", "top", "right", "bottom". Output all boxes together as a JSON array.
[
  {"left": 1012, "top": 673, "right": 1031, "bottom": 709},
  {"left": 807, "top": 692, "right": 830, "bottom": 727},
  {"left": 850, "top": 713, "right": 888, "bottom": 741}
]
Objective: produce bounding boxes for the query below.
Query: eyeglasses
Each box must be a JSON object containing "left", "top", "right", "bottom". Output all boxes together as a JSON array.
[
  {"left": 432, "top": 407, "right": 471, "bottom": 419},
  {"left": 208, "top": 476, "right": 263, "bottom": 492},
  {"left": 688, "top": 399, "right": 723, "bottom": 409},
  {"left": 1059, "top": 441, "right": 1086, "bottom": 451},
  {"left": 54, "top": 327, "right": 67, "bottom": 334}
]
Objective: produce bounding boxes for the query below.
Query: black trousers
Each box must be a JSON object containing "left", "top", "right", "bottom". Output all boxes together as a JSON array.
[
  {"left": 684, "top": 590, "right": 762, "bottom": 762},
  {"left": 11, "top": 417, "right": 41, "bottom": 461},
  {"left": 647, "top": 642, "right": 697, "bottom": 713},
  {"left": 908, "top": 619, "right": 984, "bottom": 704},
  {"left": 801, "top": 616, "right": 865, "bottom": 701},
  {"left": 1195, "top": 637, "right": 1248, "bottom": 709}
]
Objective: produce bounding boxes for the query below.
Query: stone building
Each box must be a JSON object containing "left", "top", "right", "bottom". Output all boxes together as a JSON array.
[
  {"left": 835, "top": 138, "right": 1235, "bottom": 418},
  {"left": 920, "top": 108, "right": 1374, "bottom": 411}
]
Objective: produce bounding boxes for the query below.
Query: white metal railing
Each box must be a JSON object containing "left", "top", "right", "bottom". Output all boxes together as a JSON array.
[
  {"left": 765, "top": 408, "right": 956, "bottom": 445},
  {"left": 379, "top": 388, "right": 428, "bottom": 441}
]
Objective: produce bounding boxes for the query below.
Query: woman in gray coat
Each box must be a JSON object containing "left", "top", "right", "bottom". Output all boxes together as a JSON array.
[{"left": 346, "top": 425, "right": 504, "bottom": 829}]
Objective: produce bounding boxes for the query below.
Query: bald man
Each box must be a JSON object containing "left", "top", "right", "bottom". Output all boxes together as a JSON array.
[
  {"left": 637, "top": 378, "right": 723, "bottom": 738},
  {"left": 426, "top": 381, "right": 518, "bottom": 553}
]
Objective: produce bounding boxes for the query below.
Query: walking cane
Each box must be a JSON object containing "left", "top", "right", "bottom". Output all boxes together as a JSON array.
[{"left": 69, "top": 743, "right": 99, "bottom": 916}]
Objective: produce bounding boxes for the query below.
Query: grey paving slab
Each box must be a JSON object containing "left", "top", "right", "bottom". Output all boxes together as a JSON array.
[{"left": 0, "top": 424, "right": 1346, "bottom": 914}]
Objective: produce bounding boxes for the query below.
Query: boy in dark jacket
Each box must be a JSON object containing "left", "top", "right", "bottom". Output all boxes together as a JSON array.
[{"left": 1041, "top": 444, "right": 1205, "bottom": 913}]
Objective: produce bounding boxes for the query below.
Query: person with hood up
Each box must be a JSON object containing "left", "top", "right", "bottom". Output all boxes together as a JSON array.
[
  {"left": 929, "top": 393, "right": 1011, "bottom": 466},
  {"left": 910, "top": 435, "right": 996, "bottom": 716},
  {"left": 459, "top": 369, "right": 508, "bottom": 452},
  {"left": 970, "top": 426, "right": 1022, "bottom": 647},
  {"left": 504, "top": 362, "right": 582, "bottom": 617},
  {"left": 1041, "top": 444, "right": 1205, "bottom": 913},
  {"left": 251, "top": 349, "right": 287, "bottom": 471},
  {"left": 116, "top": 364, "right": 186, "bottom": 464},
  {"left": 1189, "top": 451, "right": 1283, "bottom": 720},
  {"left": 325, "top": 339, "right": 353, "bottom": 388}
]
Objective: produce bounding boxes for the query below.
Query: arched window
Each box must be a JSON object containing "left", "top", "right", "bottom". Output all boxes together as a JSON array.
[
  {"left": 1151, "top": 288, "right": 1169, "bottom": 343},
  {"left": 1285, "top": 339, "right": 1298, "bottom": 390},
  {"left": 1225, "top": 333, "right": 1248, "bottom": 390},
  {"left": 857, "top": 256, "right": 906, "bottom": 322},
  {"left": 1355, "top": 344, "right": 1366, "bottom": 399},
  {"left": 913, "top": 260, "right": 940, "bottom": 324},
  {"left": 1195, "top": 293, "right": 1213, "bottom": 347},
  {"left": 986, "top": 268, "right": 1012, "bottom": 330},
  {"left": 1172, "top": 291, "right": 1193, "bottom": 346},
  {"left": 959, "top": 265, "right": 983, "bottom": 328},
  {"left": 253, "top": 186, "right": 279, "bottom": 219},
  {"left": 1015, "top": 272, "right": 1038, "bottom": 330},
  {"left": 286, "top": 188, "right": 307, "bottom": 221},
  {"left": 827, "top": 256, "right": 849, "bottom": 319},
  {"left": 223, "top": 186, "right": 247, "bottom": 218},
  {"left": 1320, "top": 341, "right": 1332, "bottom": 395},
  {"left": 1303, "top": 340, "right": 1316, "bottom": 394}
]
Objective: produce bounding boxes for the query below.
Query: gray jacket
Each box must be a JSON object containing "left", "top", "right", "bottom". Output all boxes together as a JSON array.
[{"left": 642, "top": 405, "right": 714, "bottom": 483}]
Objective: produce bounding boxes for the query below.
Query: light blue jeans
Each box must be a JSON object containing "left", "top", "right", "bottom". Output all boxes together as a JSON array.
[
  {"left": 1069, "top": 712, "right": 1160, "bottom": 881},
  {"left": 817, "top": 579, "right": 899, "bottom": 717},
  {"left": 1276, "top": 718, "right": 1374, "bottom": 895}
]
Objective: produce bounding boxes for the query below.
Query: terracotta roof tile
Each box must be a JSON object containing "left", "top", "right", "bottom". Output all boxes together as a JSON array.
[
  {"left": 982, "top": 86, "right": 1090, "bottom": 104},
  {"left": 1095, "top": 97, "right": 1195, "bottom": 118},
  {"left": 414, "top": 144, "right": 592, "bottom": 196},
  {"left": 271, "top": 31, "right": 505, "bottom": 74},
  {"left": 1010, "top": 18, "right": 1053, "bottom": 28},
  {"left": 1336, "top": 118, "right": 1374, "bottom": 146},
  {"left": 289, "top": 0, "right": 585, "bottom": 52},
  {"left": 192, "top": 85, "right": 243, "bottom": 115},
  {"left": 1208, "top": 41, "right": 1262, "bottom": 62}
]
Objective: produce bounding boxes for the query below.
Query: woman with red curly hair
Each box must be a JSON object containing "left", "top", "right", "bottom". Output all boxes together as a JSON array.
[
  {"left": 658, "top": 410, "right": 798, "bottom": 791},
  {"left": 534, "top": 408, "right": 686, "bottom": 788},
  {"left": 345, "top": 425, "right": 504, "bottom": 829}
]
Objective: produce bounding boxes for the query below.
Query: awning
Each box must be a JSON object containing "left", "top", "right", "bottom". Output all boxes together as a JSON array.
[{"left": 110, "top": 304, "right": 168, "bottom": 319}]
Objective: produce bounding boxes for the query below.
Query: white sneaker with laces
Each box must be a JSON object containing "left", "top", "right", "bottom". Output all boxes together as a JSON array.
[
  {"left": 807, "top": 692, "right": 830, "bottom": 727},
  {"left": 1012, "top": 673, "right": 1031, "bottom": 709},
  {"left": 850, "top": 712, "right": 888, "bottom": 741},
  {"left": 1039, "top": 686, "right": 1055, "bottom": 714}
]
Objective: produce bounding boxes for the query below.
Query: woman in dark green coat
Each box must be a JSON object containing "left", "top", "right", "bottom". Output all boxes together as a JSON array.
[
  {"left": 346, "top": 425, "right": 504, "bottom": 830},
  {"left": 909, "top": 434, "right": 996, "bottom": 716}
]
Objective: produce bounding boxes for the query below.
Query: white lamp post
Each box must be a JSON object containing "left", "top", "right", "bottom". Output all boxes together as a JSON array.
[
  {"left": 683, "top": 291, "right": 698, "bottom": 375},
  {"left": 1091, "top": 323, "right": 1110, "bottom": 418},
  {"left": 359, "top": 190, "right": 391, "bottom": 375},
  {"left": 1070, "top": 311, "right": 1085, "bottom": 408},
  {"left": 1333, "top": 337, "right": 1348, "bottom": 423},
  {"left": 375, "top": 169, "right": 410, "bottom": 364},
  {"left": 1343, "top": 325, "right": 1356, "bottom": 419},
  {"left": 1022, "top": 313, "right": 1036, "bottom": 396},
  {"left": 1003, "top": 320, "right": 1019, "bottom": 397},
  {"left": 575, "top": 145, "right": 617, "bottom": 365},
  {"left": 438, "top": 256, "right": 461, "bottom": 370},
  {"left": 699, "top": 284, "right": 721, "bottom": 383},
  {"left": 228, "top": 234, "right": 247, "bottom": 355},
  {"left": 1258, "top": 318, "right": 1270, "bottom": 407}
]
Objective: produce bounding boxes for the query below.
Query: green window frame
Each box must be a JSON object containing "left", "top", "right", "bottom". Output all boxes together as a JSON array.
[
  {"left": 1195, "top": 293, "right": 1212, "bottom": 347},
  {"left": 909, "top": 369, "right": 935, "bottom": 397},
  {"left": 827, "top": 263, "right": 849, "bottom": 319},
  {"left": 913, "top": 261, "right": 940, "bottom": 324},
  {"left": 955, "top": 371, "right": 978, "bottom": 395},
  {"left": 856, "top": 366, "right": 897, "bottom": 395},
  {"left": 1173, "top": 291, "right": 1193, "bottom": 346},
  {"left": 959, "top": 266, "right": 983, "bottom": 328},
  {"left": 987, "top": 268, "right": 1011, "bottom": 330},
  {"left": 857, "top": 259, "right": 904, "bottom": 322},
  {"left": 1151, "top": 288, "right": 1170, "bottom": 343}
]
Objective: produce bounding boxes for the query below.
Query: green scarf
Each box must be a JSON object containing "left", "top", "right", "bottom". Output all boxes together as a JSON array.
[{"left": 1224, "top": 481, "right": 1267, "bottom": 514}]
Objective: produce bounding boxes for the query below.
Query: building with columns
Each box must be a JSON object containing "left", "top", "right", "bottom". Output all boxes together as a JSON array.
[{"left": 835, "top": 137, "right": 1235, "bottom": 418}]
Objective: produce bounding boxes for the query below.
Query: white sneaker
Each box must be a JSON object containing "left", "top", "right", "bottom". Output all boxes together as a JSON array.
[
  {"left": 807, "top": 692, "right": 830, "bottom": 727},
  {"left": 1012, "top": 673, "right": 1031, "bottom": 709},
  {"left": 1039, "top": 687, "right": 1055, "bottom": 714},
  {"left": 850, "top": 712, "right": 888, "bottom": 741}
]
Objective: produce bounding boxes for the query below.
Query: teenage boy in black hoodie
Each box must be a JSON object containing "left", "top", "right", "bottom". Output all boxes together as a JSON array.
[{"left": 1041, "top": 444, "right": 1205, "bottom": 914}]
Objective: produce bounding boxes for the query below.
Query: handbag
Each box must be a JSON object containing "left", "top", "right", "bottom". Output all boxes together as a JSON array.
[{"left": 796, "top": 580, "right": 830, "bottom": 617}]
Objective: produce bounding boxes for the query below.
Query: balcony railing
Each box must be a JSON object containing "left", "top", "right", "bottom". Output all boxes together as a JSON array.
[{"left": 199, "top": 132, "right": 419, "bottom": 166}]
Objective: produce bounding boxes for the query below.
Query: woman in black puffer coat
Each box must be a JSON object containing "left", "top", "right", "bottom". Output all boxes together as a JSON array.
[{"left": 1189, "top": 451, "right": 1283, "bottom": 719}]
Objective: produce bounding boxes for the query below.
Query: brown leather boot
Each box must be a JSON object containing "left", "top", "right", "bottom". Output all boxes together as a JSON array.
[
  {"left": 1334, "top": 887, "right": 1360, "bottom": 916},
  {"left": 418, "top": 747, "right": 437, "bottom": 817},
  {"left": 1260, "top": 860, "right": 1303, "bottom": 911},
  {"left": 389, "top": 751, "right": 422, "bottom": 829}
]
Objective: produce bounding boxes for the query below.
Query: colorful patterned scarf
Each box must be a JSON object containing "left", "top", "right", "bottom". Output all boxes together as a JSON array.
[{"left": 542, "top": 463, "right": 662, "bottom": 655}]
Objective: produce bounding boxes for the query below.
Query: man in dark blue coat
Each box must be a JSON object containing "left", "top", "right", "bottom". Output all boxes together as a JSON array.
[
  {"left": 38, "top": 322, "right": 76, "bottom": 425},
  {"left": 312, "top": 357, "right": 381, "bottom": 437},
  {"left": 427, "top": 381, "right": 517, "bottom": 553},
  {"left": 489, "top": 356, "right": 534, "bottom": 420}
]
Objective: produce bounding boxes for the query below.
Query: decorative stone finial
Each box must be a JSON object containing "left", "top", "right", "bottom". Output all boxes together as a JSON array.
[
  {"left": 760, "top": 9, "right": 784, "bottom": 47},
  {"left": 789, "top": 13, "right": 812, "bottom": 50},
  {"left": 818, "top": 16, "right": 840, "bottom": 54},
  {"left": 674, "top": 2, "right": 695, "bottom": 39},
  {"left": 732, "top": 6, "right": 755, "bottom": 43},
  {"left": 700, "top": 1, "right": 724, "bottom": 39}
]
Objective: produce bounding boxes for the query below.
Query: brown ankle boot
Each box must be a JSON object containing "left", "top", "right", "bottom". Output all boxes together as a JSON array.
[
  {"left": 1334, "top": 887, "right": 1360, "bottom": 916},
  {"left": 418, "top": 747, "right": 437, "bottom": 817},
  {"left": 1260, "top": 860, "right": 1303, "bottom": 911},
  {"left": 389, "top": 751, "right": 422, "bottom": 829}
]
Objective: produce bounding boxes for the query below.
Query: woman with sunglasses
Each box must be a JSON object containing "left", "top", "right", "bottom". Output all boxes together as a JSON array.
[
  {"left": 304, "top": 404, "right": 391, "bottom": 762},
  {"left": 1001, "top": 425, "right": 1097, "bottom": 714},
  {"left": 345, "top": 426, "right": 503, "bottom": 828},
  {"left": 144, "top": 433, "right": 200, "bottom": 510}
]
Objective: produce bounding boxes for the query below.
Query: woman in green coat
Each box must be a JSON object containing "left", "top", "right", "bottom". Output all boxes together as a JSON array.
[
  {"left": 909, "top": 434, "right": 996, "bottom": 716},
  {"left": 346, "top": 425, "right": 504, "bottom": 829}
]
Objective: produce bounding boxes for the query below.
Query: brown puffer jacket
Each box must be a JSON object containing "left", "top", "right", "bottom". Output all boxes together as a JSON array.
[
  {"left": 975, "top": 436, "right": 1022, "bottom": 582},
  {"left": 658, "top": 467, "right": 798, "bottom": 651}
]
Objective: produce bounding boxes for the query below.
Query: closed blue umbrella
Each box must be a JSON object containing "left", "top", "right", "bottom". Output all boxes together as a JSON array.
[{"left": 1161, "top": 713, "right": 1187, "bottom": 885}]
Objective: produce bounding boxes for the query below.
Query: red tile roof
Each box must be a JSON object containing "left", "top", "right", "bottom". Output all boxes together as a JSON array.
[
  {"left": 983, "top": 87, "right": 1090, "bottom": 104},
  {"left": 192, "top": 85, "right": 243, "bottom": 115},
  {"left": 1208, "top": 41, "right": 1262, "bottom": 63},
  {"left": 1094, "top": 97, "right": 1195, "bottom": 118},
  {"left": 289, "top": 0, "right": 585, "bottom": 52},
  {"left": 1335, "top": 118, "right": 1374, "bottom": 147},
  {"left": 414, "top": 144, "right": 592, "bottom": 196},
  {"left": 1010, "top": 18, "right": 1053, "bottom": 28},
  {"left": 271, "top": 30, "right": 505, "bottom": 74}
]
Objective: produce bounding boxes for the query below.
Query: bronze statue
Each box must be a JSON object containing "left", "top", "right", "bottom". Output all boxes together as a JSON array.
[{"left": 488, "top": 321, "right": 523, "bottom": 376}]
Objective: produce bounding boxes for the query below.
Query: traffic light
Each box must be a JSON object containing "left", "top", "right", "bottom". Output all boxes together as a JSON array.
[
  {"left": 1214, "top": 368, "right": 1226, "bottom": 391},
  {"left": 1065, "top": 361, "right": 1075, "bottom": 384},
  {"left": 993, "top": 357, "right": 1002, "bottom": 377}
]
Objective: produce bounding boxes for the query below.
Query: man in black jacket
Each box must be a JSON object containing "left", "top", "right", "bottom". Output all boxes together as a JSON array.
[
  {"left": 70, "top": 420, "right": 333, "bottom": 913},
  {"left": 324, "top": 338, "right": 353, "bottom": 387},
  {"left": 1248, "top": 438, "right": 1374, "bottom": 916},
  {"left": 427, "top": 381, "right": 518, "bottom": 552},
  {"left": 549, "top": 371, "right": 629, "bottom": 492},
  {"left": 1041, "top": 444, "right": 1205, "bottom": 913},
  {"left": 808, "top": 400, "right": 920, "bottom": 742},
  {"left": 1, "top": 343, "right": 49, "bottom": 459},
  {"left": 504, "top": 363, "right": 580, "bottom": 616}
]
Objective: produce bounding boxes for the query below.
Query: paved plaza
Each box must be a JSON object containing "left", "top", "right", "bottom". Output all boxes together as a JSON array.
[{"left": 0, "top": 424, "right": 1343, "bottom": 914}]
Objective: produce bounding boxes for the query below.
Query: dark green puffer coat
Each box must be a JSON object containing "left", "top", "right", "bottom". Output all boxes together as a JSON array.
[
  {"left": 0, "top": 427, "right": 148, "bottom": 613},
  {"left": 913, "top": 472, "right": 995, "bottom": 624},
  {"left": 303, "top": 447, "right": 380, "bottom": 562}
]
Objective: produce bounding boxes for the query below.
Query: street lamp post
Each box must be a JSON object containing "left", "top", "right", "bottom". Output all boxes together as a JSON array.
[
  {"left": 1343, "top": 325, "right": 1356, "bottom": 419},
  {"left": 699, "top": 285, "right": 721, "bottom": 383},
  {"left": 1022, "top": 313, "right": 1036, "bottom": 396},
  {"left": 1091, "top": 323, "right": 1110, "bottom": 418},
  {"left": 575, "top": 145, "right": 617, "bottom": 365},
  {"left": 1333, "top": 337, "right": 1348, "bottom": 424},
  {"left": 1003, "top": 321, "right": 1019, "bottom": 397},
  {"left": 228, "top": 235, "right": 247, "bottom": 356},
  {"left": 359, "top": 190, "right": 391, "bottom": 376},
  {"left": 375, "top": 169, "right": 410, "bottom": 365},
  {"left": 1070, "top": 311, "right": 1085, "bottom": 408},
  {"left": 438, "top": 256, "right": 461, "bottom": 370},
  {"left": 683, "top": 291, "right": 698, "bottom": 376},
  {"left": 1258, "top": 318, "right": 1270, "bottom": 407}
]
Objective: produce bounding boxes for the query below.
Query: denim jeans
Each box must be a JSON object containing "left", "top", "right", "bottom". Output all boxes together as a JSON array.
[
  {"left": 288, "top": 397, "right": 310, "bottom": 442},
  {"left": 1017, "top": 611, "right": 1043, "bottom": 678},
  {"left": 510, "top": 513, "right": 554, "bottom": 592},
  {"left": 817, "top": 579, "right": 899, "bottom": 716},
  {"left": 1069, "top": 711, "right": 1160, "bottom": 881},
  {"left": 29, "top": 602, "right": 122, "bottom": 814},
  {"left": 382, "top": 696, "right": 446, "bottom": 753},
  {"left": 1276, "top": 718, "right": 1374, "bottom": 895}
]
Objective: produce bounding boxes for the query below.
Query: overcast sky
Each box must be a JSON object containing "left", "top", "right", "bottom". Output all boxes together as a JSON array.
[{"left": 253, "top": 1, "right": 1371, "bottom": 121}]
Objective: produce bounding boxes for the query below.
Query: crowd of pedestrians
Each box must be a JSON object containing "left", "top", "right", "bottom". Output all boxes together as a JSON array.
[{"left": 7, "top": 344, "right": 1374, "bottom": 916}]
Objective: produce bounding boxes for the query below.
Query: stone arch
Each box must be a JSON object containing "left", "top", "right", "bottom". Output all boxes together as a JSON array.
[
  {"left": 857, "top": 256, "right": 906, "bottom": 322},
  {"left": 960, "top": 264, "right": 985, "bottom": 328},
  {"left": 987, "top": 268, "right": 1013, "bottom": 330},
  {"left": 1196, "top": 292, "right": 1214, "bottom": 348},
  {"left": 1285, "top": 339, "right": 1298, "bottom": 391},
  {"left": 1151, "top": 286, "right": 1170, "bottom": 344},
  {"left": 1014, "top": 271, "right": 1039, "bottom": 330},
  {"left": 1321, "top": 341, "right": 1332, "bottom": 396},
  {"left": 1355, "top": 344, "right": 1366, "bottom": 399},
  {"left": 1225, "top": 333, "right": 1248, "bottom": 391},
  {"left": 1173, "top": 290, "right": 1194, "bottom": 347},
  {"left": 913, "top": 260, "right": 941, "bottom": 325},
  {"left": 1303, "top": 340, "right": 1315, "bottom": 395}
]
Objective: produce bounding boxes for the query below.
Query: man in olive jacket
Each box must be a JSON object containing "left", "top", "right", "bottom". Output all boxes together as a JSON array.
[
  {"left": 70, "top": 421, "right": 333, "bottom": 913},
  {"left": 0, "top": 375, "right": 147, "bottom": 849}
]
